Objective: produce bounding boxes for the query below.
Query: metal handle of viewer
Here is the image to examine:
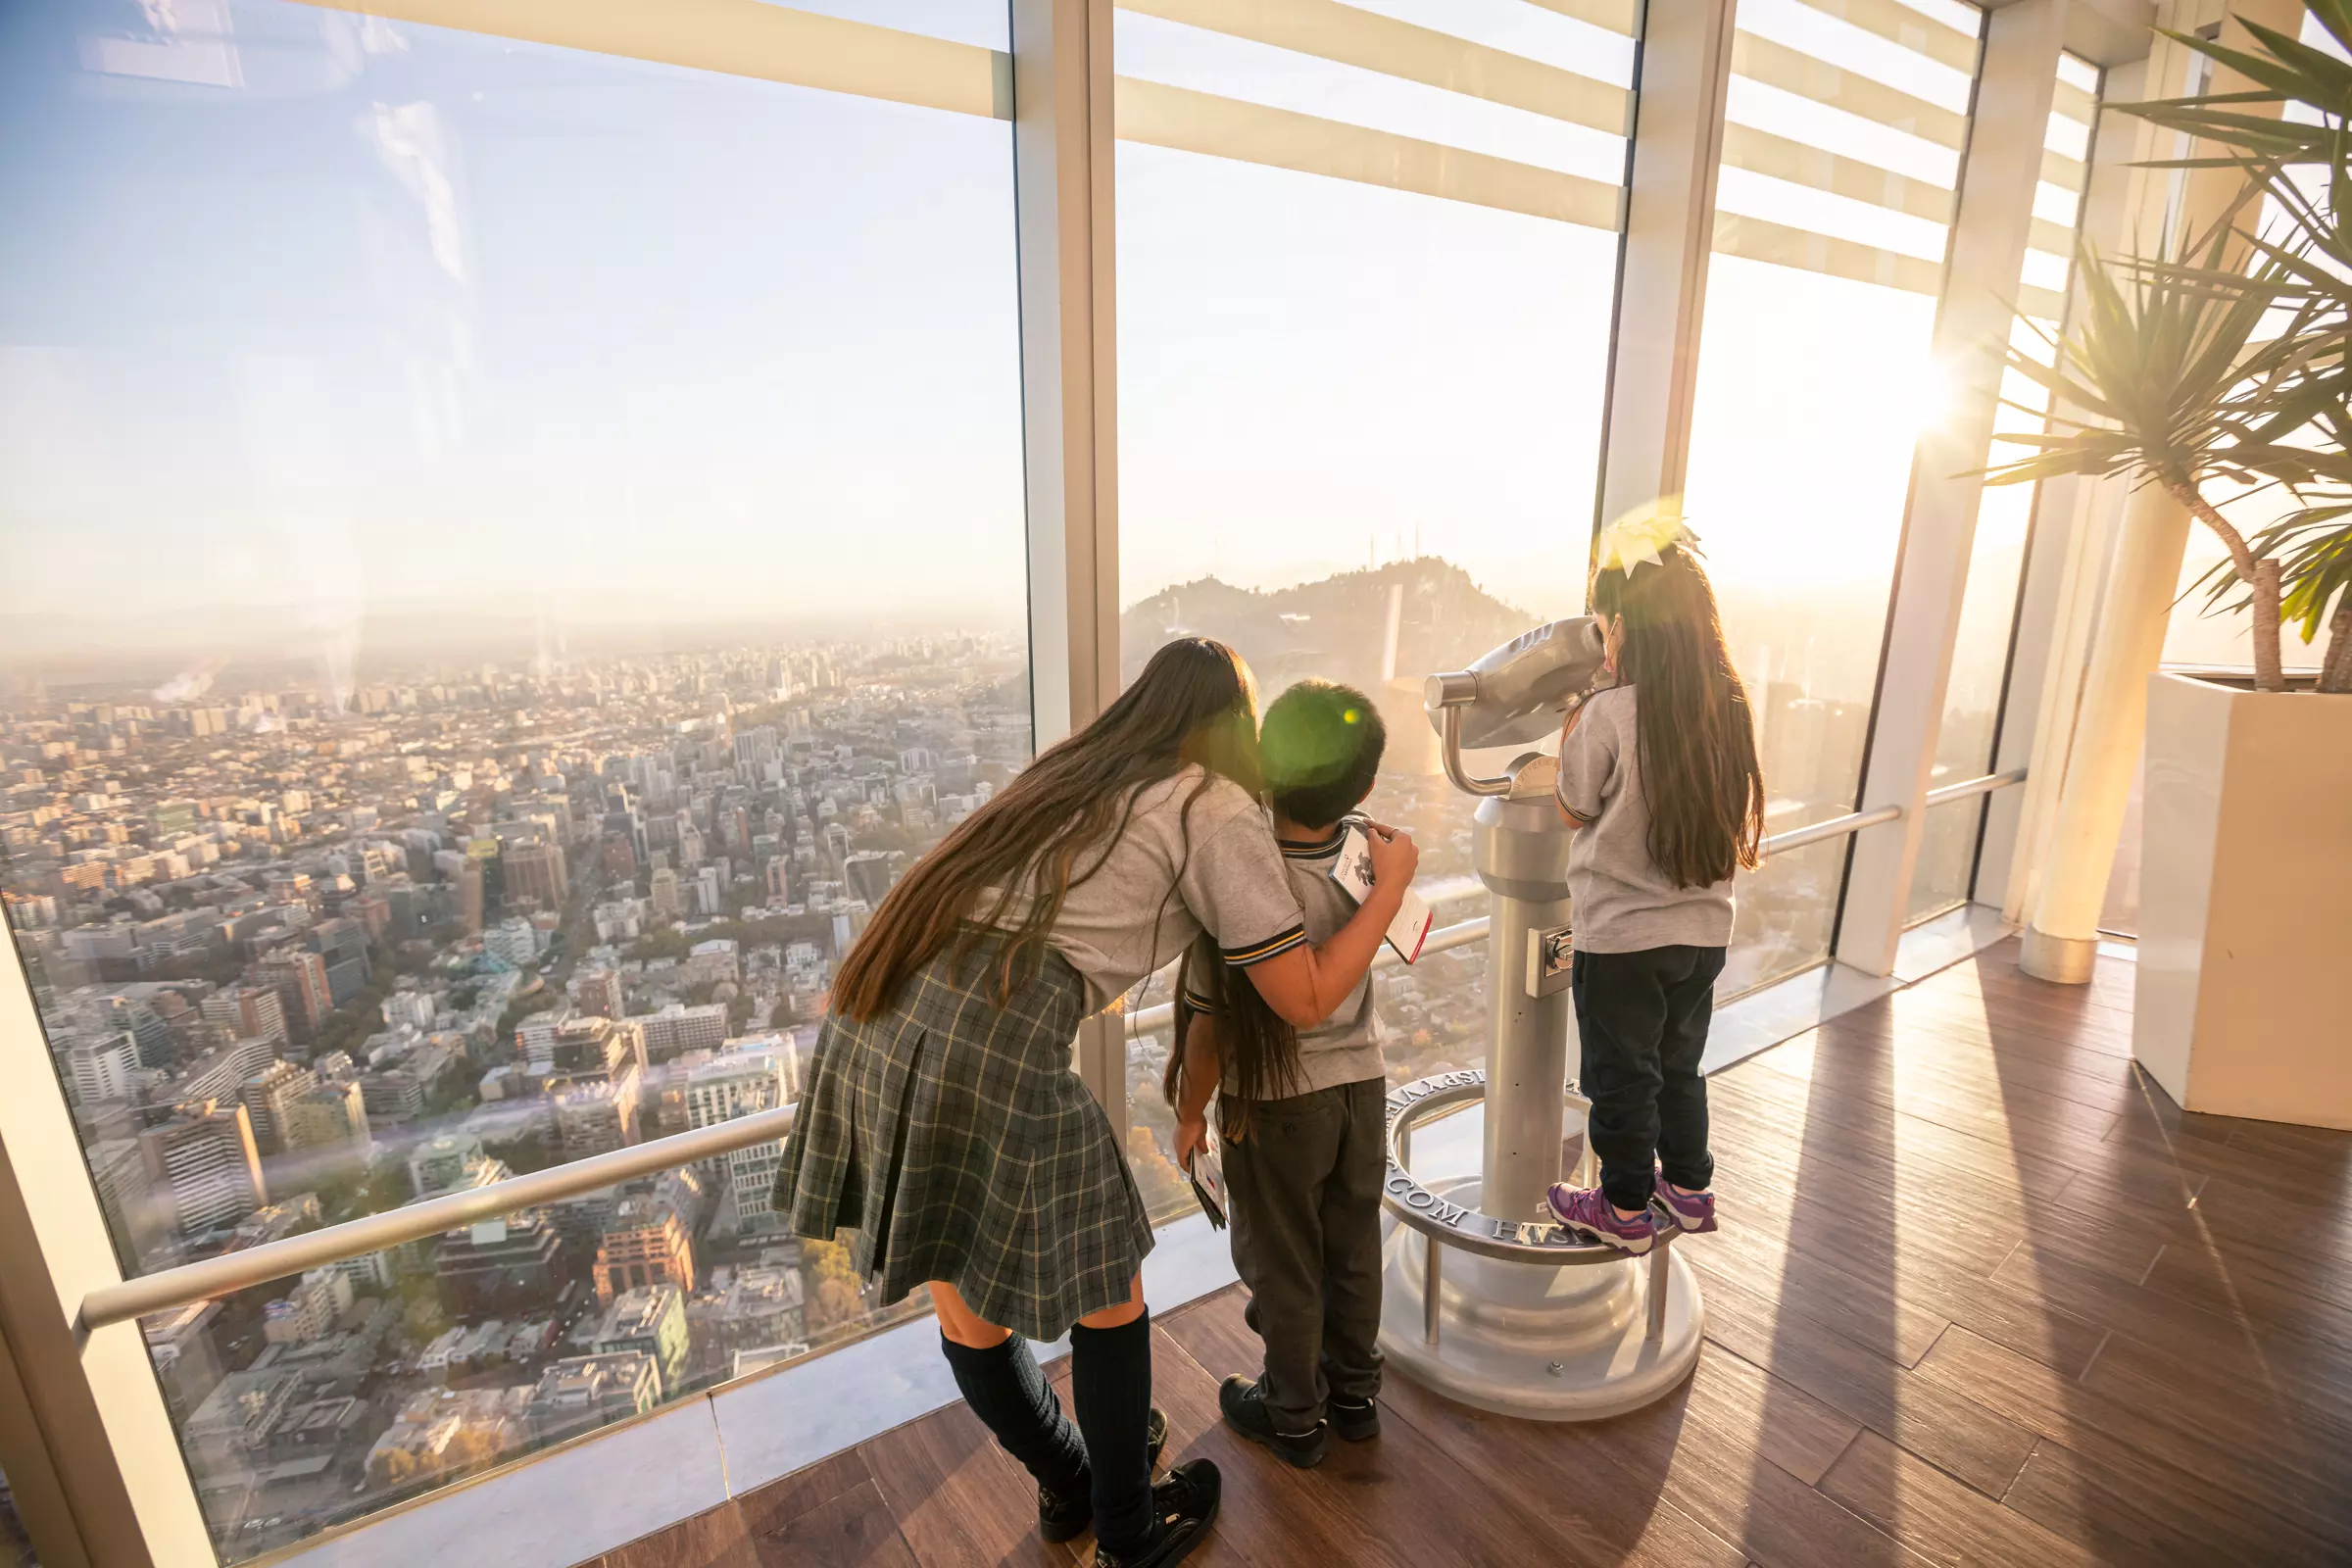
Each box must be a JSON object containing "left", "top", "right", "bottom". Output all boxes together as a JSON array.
[
  {"left": 1431, "top": 676, "right": 1514, "bottom": 798},
  {"left": 78, "top": 1104, "right": 799, "bottom": 1333}
]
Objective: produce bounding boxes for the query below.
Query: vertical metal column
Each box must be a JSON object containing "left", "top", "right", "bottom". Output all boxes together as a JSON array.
[
  {"left": 1010, "top": 0, "right": 1121, "bottom": 752},
  {"left": 1474, "top": 795, "right": 1578, "bottom": 1225},
  {"left": 1834, "top": 0, "right": 2068, "bottom": 974}
]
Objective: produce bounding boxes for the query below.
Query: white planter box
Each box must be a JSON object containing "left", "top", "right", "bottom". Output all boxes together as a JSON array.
[{"left": 2133, "top": 673, "right": 2352, "bottom": 1128}]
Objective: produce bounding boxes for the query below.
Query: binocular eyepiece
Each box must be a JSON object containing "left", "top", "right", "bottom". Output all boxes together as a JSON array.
[{"left": 1423, "top": 616, "right": 1607, "bottom": 751}]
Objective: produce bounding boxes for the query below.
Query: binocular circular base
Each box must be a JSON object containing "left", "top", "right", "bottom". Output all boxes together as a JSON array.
[{"left": 1377, "top": 1183, "right": 1704, "bottom": 1422}]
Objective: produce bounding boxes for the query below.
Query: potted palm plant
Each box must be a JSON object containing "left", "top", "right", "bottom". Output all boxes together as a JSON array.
[{"left": 1989, "top": 0, "right": 2352, "bottom": 1127}]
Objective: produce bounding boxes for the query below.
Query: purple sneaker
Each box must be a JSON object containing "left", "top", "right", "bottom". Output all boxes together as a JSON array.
[
  {"left": 1650, "top": 1168, "right": 1718, "bottom": 1235},
  {"left": 1545, "top": 1184, "right": 1656, "bottom": 1254}
]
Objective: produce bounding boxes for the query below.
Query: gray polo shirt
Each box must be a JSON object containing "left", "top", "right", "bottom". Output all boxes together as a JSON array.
[
  {"left": 1555, "top": 685, "right": 1735, "bottom": 954},
  {"left": 1183, "top": 823, "right": 1389, "bottom": 1098},
  {"left": 982, "top": 765, "right": 1309, "bottom": 1013}
]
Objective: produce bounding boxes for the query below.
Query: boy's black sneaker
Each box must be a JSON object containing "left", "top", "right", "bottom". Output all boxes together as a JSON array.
[
  {"left": 1217, "top": 1375, "right": 1328, "bottom": 1468},
  {"left": 1328, "top": 1396, "right": 1381, "bottom": 1442},
  {"left": 1092, "top": 1459, "right": 1221, "bottom": 1568},
  {"left": 1040, "top": 1407, "right": 1169, "bottom": 1543}
]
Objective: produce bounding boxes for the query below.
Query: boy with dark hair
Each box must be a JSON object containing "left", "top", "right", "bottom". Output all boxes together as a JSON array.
[{"left": 1165, "top": 679, "right": 1394, "bottom": 1468}]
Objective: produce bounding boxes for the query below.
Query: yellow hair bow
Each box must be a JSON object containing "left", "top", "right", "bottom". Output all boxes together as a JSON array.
[{"left": 1594, "top": 497, "right": 1695, "bottom": 574}]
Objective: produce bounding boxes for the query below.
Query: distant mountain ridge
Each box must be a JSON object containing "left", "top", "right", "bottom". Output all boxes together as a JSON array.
[{"left": 1121, "top": 558, "right": 1538, "bottom": 697}]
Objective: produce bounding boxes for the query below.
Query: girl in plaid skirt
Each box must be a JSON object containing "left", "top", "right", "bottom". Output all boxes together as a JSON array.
[{"left": 775, "top": 638, "right": 1417, "bottom": 1568}]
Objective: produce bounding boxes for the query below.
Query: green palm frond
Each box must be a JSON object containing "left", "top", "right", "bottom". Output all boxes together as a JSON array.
[{"left": 1984, "top": 227, "right": 2310, "bottom": 500}]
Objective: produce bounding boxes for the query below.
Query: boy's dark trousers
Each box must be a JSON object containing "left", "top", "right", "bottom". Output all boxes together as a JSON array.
[
  {"left": 1573, "top": 945, "right": 1727, "bottom": 1212},
  {"left": 1219, "top": 1078, "right": 1386, "bottom": 1434}
]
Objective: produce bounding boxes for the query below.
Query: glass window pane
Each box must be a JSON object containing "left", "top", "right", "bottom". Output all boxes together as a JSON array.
[
  {"left": 1111, "top": 0, "right": 1633, "bottom": 1143},
  {"left": 0, "top": 0, "right": 1024, "bottom": 1555},
  {"left": 1687, "top": 0, "right": 1983, "bottom": 994},
  {"left": 1907, "top": 50, "right": 2101, "bottom": 925}
]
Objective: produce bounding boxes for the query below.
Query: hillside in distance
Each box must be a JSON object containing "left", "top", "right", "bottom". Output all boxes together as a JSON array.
[{"left": 1121, "top": 558, "right": 1540, "bottom": 697}]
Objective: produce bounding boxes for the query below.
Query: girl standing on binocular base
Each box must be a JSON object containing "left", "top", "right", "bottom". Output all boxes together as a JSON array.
[{"left": 1544, "top": 515, "right": 1765, "bottom": 1255}]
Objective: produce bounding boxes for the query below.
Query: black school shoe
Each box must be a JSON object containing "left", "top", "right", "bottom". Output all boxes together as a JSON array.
[
  {"left": 1218, "top": 1375, "right": 1329, "bottom": 1468},
  {"left": 1329, "top": 1395, "right": 1381, "bottom": 1442},
  {"left": 1092, "top": 1459, "right": 1222, "bottom": 1568},
  {"left": 1039, "top": 1407, "right": 1170, "bottom": 1543}
]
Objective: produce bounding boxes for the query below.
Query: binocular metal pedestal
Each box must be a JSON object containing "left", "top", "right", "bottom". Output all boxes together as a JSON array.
[
  {"left": 1381, "top": 640, "right": 1706, "bottom": 1418},
  {"left": 1375, "top": 1070, "right": 1702, "bottom": 1420}
]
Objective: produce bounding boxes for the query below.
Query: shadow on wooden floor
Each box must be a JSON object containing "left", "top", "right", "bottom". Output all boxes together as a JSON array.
[{"left": 586, "top": 940, "right": 2352, "bottom": 1567}]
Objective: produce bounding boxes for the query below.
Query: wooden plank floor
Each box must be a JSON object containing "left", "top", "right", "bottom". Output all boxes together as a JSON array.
[{"left": 586, "top": 941, "right": 2352, "bottom": 1567}]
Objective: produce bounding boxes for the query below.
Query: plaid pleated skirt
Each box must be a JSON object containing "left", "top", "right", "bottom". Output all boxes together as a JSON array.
[{"left": 771, "top": 932, "right": 1153, "bottom": 1342}]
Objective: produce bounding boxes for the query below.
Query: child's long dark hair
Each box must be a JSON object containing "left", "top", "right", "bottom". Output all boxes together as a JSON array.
[
  {"left": 833, "top": 638, "right": 1262, "bottom": 1019},
  {"left": 1162, "top": 933, "right": 1298, "bottom": 1140},
  {"left": 1590, "top": 542, "right": 1765, "bottom": 889}
]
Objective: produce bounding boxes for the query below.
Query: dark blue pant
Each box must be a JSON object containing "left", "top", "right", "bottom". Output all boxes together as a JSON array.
[{"left": 1572, "top": 945, "right": 1725, "bottom": 1212}]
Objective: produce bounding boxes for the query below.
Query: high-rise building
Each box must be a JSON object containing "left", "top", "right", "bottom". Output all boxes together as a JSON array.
[
  {"left": 262, "top": 1267, "right": 353, "bottom": 1345},
  {"left": 409, "top": 1132, "right": 489, "bottom": 1199},
  {"left": 137, "top": 1102, "right": 267, "bottom": 1240},
  {"left": 432, "top": 1206, "right": 566, "bottom": 1317},
  {"left": 600, "top": 833, "right": 639, "bottom": 882},
  {"left": 568, "top": 967, "right": 624, "bottom": 1019},
  {"left": 587, "top": 1285, "right": 689, "bottom": 1398},
  {"left": 141, "top": 1301, "right": 223, "bottom": 1421},
  {"left": 202, "top": 985, "right": 285, "bottom": 1046},
  {"left": 239, "top": 1060, "right": 318, "bottom": 1155},
  {"left": 280, "top": 1081, "right": 370, "bottom": 1156},
  {"left": 554, "top": 1075, "right": 640, "bottom": 1158},
  {"left": 87, "top": 1136, "right": 172, "bottom": 1270},
  {"left": 305, "top": 916, "right": 371, "bottom": 1006},
  {"left": 91, "top": 994, "right": 173, "bottom": 1068},
  {"left": 64, "top": 1029, "right": 139, "bottom": 1108},
  {"left": 591, "top": 1195, "right": 696, "bottom": 1304},
  {"left": 457, "top": 858, "right": 485, "bottom": 935},
  {"left": 252, "top": 950, "right": 333, "bottom": 1043},
  {"left": 637, "top": 1004, "right": 727, "bottom": 1063},
  {"left": 175, "top": 1037, "right": 277, "bottom": 1111},
  {"left": 842, "top": 852, "right": 895, "bottom": 909},
  {"left": 504, "top": 840, "right": 569, "bottom": 910},
  {"left": 482, "top": 917, "right": 541, "bottom": 968},
  {"left": 648, "top": 866, "right": 683, "bottom": 920},
  {"left": 522, "top": 1012, "right": 645, "bottom": 1080},
  {"left": 762, "top": 856, "right": 789, "bottom": 906},
  {"left": 346, "top": 893, "right": 392, "bottom": 941},
  {"left": 684, "top": 1043, "right": 795, "bottom": 1228}
]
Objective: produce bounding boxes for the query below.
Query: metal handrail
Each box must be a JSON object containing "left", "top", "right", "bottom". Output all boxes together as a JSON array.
[
  {"left": 78, "top": 1105, "right": 798, "bottom": 1332},
  {"left": 82, "top": 773, "right": 2040, "bottom": 1331},
  {"left": 1757, "top": 804, "right": 1903, "bottom": 858},
  {"left": 1923, "top": 766, "right": 2028, "bottom": 808},
  {"left": 1121, "top": 768, "right": 2029, "bottom": 1041}
]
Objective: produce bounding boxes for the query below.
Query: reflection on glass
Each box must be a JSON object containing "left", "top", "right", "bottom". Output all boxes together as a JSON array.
[
  {"left": 1686, "top": 0, "right": 1983, "bottom": 994},
  {"left": 1908, "top": 50, "right": 2101, "bottom": 924},
  {"left": 0, "top": 0, "right": 1023, "bottom": 1556},
  {"left": 1109, "top": 0, "right": 1631, "bottom": 1153}
]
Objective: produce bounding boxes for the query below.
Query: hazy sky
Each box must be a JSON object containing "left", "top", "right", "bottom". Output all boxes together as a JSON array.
[
  {"left": 0, "top": 0, "right": 2125, "bottom": 696},
  {"left": 1, "top": 0, "right": 1031, "bottom": 644}
]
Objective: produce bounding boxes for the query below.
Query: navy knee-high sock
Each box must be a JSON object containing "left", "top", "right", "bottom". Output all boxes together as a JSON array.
[
  {"left": 939, "top": 1333, "right": 1090, "bottom": 1498},
  {"left": 1070, "top": 1313, "right": 1155, "bottom": 1554}
]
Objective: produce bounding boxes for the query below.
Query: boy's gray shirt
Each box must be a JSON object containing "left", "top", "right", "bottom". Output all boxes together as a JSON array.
[{"left": 1186, "top": 824, "right": 1390, "bottom": 1097}]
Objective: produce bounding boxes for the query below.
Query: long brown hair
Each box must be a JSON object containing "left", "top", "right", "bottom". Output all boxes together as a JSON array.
[
  {"left": 1163, "top": 933, "right": 1299, "bottom": 1140},
  {"left": 831, "top": 638, "right": 1264, "bottom": 1020},
  {"left": 1589, "top": 542, "right": 1764, "bottom": 889}
]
